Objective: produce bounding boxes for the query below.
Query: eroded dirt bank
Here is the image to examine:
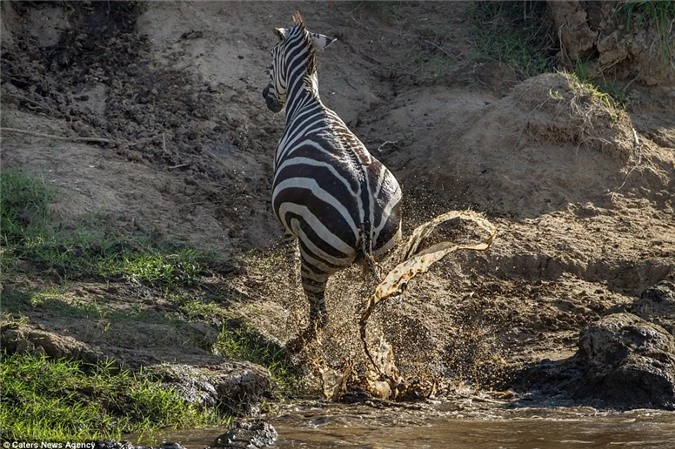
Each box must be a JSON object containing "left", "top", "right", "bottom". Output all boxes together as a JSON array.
[{"left": 2, "top": 0, "right": 675, "bottom": 436}]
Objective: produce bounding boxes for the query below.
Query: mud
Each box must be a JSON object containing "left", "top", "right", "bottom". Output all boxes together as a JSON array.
[{"left": 1, "top": 0, "right": 674, "bottom": 424}]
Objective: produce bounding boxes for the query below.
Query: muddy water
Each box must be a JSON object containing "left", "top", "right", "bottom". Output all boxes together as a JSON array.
[
  {"left": 270, "top": 415, "right": 675, "bottom": 449},
  {"left": 142, "top": 401, "right": 675, "bottom": 449}
]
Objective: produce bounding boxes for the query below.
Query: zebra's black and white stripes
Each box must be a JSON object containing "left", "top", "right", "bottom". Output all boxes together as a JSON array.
[{"left": 262, "top": 12, "right": 402, "bottom": 332}]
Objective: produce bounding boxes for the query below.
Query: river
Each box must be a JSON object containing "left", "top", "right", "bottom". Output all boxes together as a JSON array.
[{"left": 139, "top": 399, "right": 675, "bottom": 449}]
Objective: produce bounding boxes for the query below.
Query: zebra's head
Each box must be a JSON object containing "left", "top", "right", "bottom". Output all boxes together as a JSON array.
[{"left": 262, "top": 11, "right": 336, "bottom": 113}]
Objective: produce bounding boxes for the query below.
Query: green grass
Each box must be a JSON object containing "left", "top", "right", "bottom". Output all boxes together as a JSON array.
[
  {"left": 216, "top": 320, "right": 302, "bottom": 392},
  {"left": 2, "top": 286, "right": 183, "bottom": 328},
  {"left": 471, "top": 1, "right": 556, "bottom": 80},
  {"left": 572, "top": 2, "right": 673, "bottom": 108},
  {"left": 573, "top": 60, "right": 630, "bottom": 110},
  {"left": 29, "top": 287, "right": 110, "bottom": 320},
  {"left": 1, "top": 169, "right": 206, "bottom": 288},
  {"left": 1, "top": 170, "right": 302, "bottom": 436},
  {"left": 101, "top": 248, "right": 204, "bottom": 288},
  {"left": 16, "top": 225, "right": 205, "bottom": 288},
  {"left": 170, "top": 293, "right": 227, "bottom": 322},
  {"left": 0, "top": 169, "right": 54, "bottom": 241},
  {"left": 0, "top": 352, "right": 220, "bottom": 441},
  {"left": 561, "top": 2, "right": 673, "bottom": 110}
]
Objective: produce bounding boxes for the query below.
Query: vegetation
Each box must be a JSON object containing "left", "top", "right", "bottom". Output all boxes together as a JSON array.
[
  {"left": 0, "top": 169, "right": 300, "bottom": 440},
  {"left": 170, "top": 293, "right": 228, "bottom": 322},
  {"left": 1, "top": 169, "right": 205, "bottom": 287},
  {"left": 573, "top": 1, "right": 675, "bottom": 108},
  {"left": 216, "top": 320, "right": 303, "bottom": 392},
  {"left": 0, "top": 352, "right": 219, "bottom": 441},
  {"left": 469, "top": 2, "right": 641, "bottom": 108},
  {"left": 616, "top": 0, "right": 675, "bottom": 66},
  {"left": 0, "top": 169, "right": 54, "bottom": 245},
  {"left": 471, "top": 1, "right": 557, "bottom": 80},
  {"left": 573, "top": 60, "right": 630, "bottom": 110}
]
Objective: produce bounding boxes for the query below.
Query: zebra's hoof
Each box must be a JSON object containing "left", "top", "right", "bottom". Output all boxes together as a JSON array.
[{"left": 285, "top": 336, "right": 305, "bottom": 354}]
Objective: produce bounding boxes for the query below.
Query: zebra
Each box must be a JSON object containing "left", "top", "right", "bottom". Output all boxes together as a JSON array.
[{"left": 262, "top": 12, "right": 402, "bottom": 343}]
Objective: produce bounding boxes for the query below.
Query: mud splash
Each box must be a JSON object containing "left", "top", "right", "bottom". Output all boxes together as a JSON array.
[{"left": 319, "top": 210, "right": 497, "bottom": 401}]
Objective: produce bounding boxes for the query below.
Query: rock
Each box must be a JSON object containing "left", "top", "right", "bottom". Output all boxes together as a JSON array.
[
  {"left": 632, "top": 280, "right": 675, "bottom": 336},
  {"left": 1, "top": 323, "right": 104, "bottom": 363},
  {"left": 547, "top": 1, "right": 597, "bottom": 61},
  {"left": 94, "top": 441, "right": 138, "bottom": 449},
  {"left": 146, "top": 362, "right": 272, "bottom": 414},
  {"left": 2, "top": 323, "right": 273, "bottom": 414},
  {"left": 576, "top": 313, "right": 675, "bottom": 409},
  {"left": 208, "top": 421, "right": 278, "bottom": 449},
  {"left": 157, "top": 443, "right": 187, "bottom": 449},
  {"left": 548, "top": 1, "right": 675, "bottom": 86}
]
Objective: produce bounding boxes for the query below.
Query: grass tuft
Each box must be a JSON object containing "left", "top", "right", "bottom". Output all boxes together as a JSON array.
[
  {"left": 573, "top": 60, "right": 629, "bottom": 110},
  {"left": 615, "top": 1, "right": 675, "bottom": 67},
  {"left": 0, "top": 169, "right": 54, "bottom": 244},
  {"left": 170, "top": 293, "right": 226, "bottom": 322},
  {"left": 101, "top": 249, "right": 205, "bottom": 288},
  {"left": 1, "top": 170, "right": 53, "bottom": 273}
]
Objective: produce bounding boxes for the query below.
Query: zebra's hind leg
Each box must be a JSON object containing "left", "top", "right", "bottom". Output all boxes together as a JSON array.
[
  {"left": 300, "top": 262, "right": 330, "bottom": 330},
  {"left": 285, "top": 262, "right": 330, "bottom": 353}
]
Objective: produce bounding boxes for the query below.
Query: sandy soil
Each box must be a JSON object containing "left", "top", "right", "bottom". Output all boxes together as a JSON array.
[{"left": 2, "top": 1, "right": 674, "bottom": 407}]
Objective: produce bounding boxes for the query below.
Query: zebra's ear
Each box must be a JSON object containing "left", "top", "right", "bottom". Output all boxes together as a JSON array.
[
  {"left": 274, "top": 28, "right": 288, "bottom": 40},
  {"left": 310, "top": 33, "right": 336, "bottom": 52}
]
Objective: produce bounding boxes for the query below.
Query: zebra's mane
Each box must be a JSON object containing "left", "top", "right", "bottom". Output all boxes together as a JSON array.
[{"left": 291, "top": 11, "right": 318, "bottom": 93}]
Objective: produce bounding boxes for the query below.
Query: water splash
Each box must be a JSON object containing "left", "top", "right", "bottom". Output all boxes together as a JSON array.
[{"left": 319, "top": 210, "right": 497, "bottom": 400}]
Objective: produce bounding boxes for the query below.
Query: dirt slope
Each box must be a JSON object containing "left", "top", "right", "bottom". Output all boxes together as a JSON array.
[{"left": 2, "top": 1, "right": 674, "bottom": 407}]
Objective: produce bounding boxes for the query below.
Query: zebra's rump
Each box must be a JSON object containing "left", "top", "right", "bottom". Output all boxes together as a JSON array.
[{"left": 272, "top": 140, "right": 402, "bottom": 272}]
